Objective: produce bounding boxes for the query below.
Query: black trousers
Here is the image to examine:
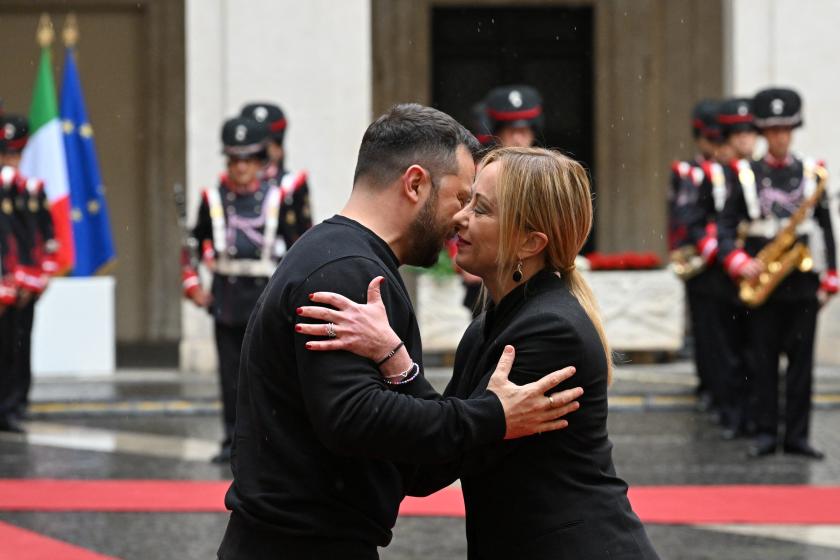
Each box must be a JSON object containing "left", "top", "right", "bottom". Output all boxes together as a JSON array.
[
  {"left": 215, "top": 322, "right": 247, "bottom": 447},
  {"left": 686, "top": 284, "right": 720, "bottom": 400},
  {"left": 716, "top": 299, "right": 753, "bottom": 430},
  {"left": 11, "top": 301, "right": 35, "bottom": 415},
  {"left": 0, "top": 307, "right": 18, "bottom": 418},
  {"left": 745, "top": 298, "right": 819, "bottom": 445}
]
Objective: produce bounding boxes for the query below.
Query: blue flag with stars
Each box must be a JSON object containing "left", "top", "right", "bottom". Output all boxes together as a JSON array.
[{"left": 60, "top": 47, "right": 116, "bottom": 276}]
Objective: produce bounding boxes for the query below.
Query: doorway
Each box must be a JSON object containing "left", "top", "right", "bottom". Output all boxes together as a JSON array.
[{"left": 431, "top": 5, "right": 595, "bottom": 249}]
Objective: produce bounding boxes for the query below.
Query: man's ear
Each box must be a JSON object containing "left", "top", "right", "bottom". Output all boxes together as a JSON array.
[
  {"left": 518, "top": 231, "right": 548, "bottom": 260},
  {"left": 401, "top": 165, "right": 431, "bottom": 203}
]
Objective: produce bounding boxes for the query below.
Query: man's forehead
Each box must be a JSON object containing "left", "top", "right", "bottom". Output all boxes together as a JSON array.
[{"left": 454, "top": 146, "right": 476, "bottom": 181}]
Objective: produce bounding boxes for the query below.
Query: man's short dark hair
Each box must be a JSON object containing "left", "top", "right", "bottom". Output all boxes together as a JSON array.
[{"left": 353, "top": 103, "right": 482, "bottom": 188}]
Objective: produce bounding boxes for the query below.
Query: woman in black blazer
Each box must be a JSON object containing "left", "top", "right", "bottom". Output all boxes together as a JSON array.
[{"left": 299, "top": 147, "right": 659, "bottom": 559}]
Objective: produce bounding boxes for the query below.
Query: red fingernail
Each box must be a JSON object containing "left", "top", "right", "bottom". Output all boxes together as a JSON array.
[
  {"left": 305, "top": 342, "right": 312, "bottom": 349},
  {"left": 308, "top": 294, "right": 314, "bottom": 300},
  {"left": 295, "top": 325, "right": 302, "bottom": 333},
  {"left": 296, "top": 307, "right": 302, "bottom": 314}
]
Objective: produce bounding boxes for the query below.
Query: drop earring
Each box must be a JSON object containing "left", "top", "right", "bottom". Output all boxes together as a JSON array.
[{"left": 512, "top": 260, "right": 523, "bottom": 283}]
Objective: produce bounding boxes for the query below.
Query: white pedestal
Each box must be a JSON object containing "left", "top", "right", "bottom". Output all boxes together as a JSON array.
[
  {"left": 416, "top": 275, "right": 473, "bottom": 352},
  {"left": 583, "top": 270, "right": 685, "bottom": 352},
  {"left": 32, "top": 276, "right": 116, "bottom": 377},
  {"left": 416, "top": 270, "right": 686, "bottom": 354}
]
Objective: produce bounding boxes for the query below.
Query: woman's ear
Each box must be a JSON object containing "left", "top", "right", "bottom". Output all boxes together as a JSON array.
[
  {"left": 401, "top": 165, "right": 431, "bottom": 203},
  {"left": 518, "top": 231, "right": 548, "bottom": 260}
]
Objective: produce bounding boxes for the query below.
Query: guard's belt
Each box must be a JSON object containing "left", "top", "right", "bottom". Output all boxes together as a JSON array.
[
  {"left": 215, "top": 258, "right": 277, "bottom": 277},
  {"left": 745, "top": 217, "right": 817, "bottom": 239}
]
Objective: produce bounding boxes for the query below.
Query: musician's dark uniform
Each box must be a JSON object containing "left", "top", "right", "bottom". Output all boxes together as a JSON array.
[
  {"left": 713, "top": 98, "right": 757, "bottom": 438},
  {"left": 667, "top": 100, "right": 725, "bottom": 411},
  {"left": 181, "top": 117, "right": 310, "bottom": 463},
  {"left": 0, "top": 166, "right": 21, "bottom": 432},
  {"left": 0, "top": 115, "right": 56, "bottom": 428},
  {"left": 718, "top": 88, "right": 837, "bottom": 459}
]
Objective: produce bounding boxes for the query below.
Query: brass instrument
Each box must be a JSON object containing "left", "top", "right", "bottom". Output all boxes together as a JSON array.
[
  {"left": 739, "top": 166, "right": 827, "bottom": 307},
  {"left": 669, "top": 246, "right": 706, "bottom": 280}
]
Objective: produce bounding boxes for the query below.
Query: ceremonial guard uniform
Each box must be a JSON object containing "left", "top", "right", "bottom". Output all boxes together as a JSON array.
[
  {"left": 0, "top": 165, "right": 20, "bottom": 432},
  {"left": 718, "top": 88, "right": 837, "bottom": 459},
  {"left": 713, "top": 98, "right": 757, "bottom": 438},
  {"left": 667, "top": 100, "right": 725, "bottom": 411},
  {"left": 240, "top": 102, "right": 312, "bottom": 246},
  {"left": 0, "top": 115, "right": 56, "bottom": 430},
  {"left": 484, "top": 85, "right": 544, "bottom": 148},
  {"left": 182, "top": 117, "right": 304, "bottom": 463}
]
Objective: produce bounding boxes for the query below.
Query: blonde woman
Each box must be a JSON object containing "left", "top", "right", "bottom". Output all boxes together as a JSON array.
[{"left": 297, "top": 147, "right": 659, "bottom": 559}]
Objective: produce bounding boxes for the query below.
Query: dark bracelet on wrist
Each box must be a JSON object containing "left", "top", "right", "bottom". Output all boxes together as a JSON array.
[{"left": 377, "top": 340, "right": 405, "bottom": 366}]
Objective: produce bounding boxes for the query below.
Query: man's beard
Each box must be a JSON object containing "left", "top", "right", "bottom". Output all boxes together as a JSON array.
[{"left": 405, "top": 189, "right": 449, "bottom": 268}]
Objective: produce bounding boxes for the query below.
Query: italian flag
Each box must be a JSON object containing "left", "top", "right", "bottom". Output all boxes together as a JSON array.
[{"left": 20, "top": 44, "right": 75, "bottom": 273}]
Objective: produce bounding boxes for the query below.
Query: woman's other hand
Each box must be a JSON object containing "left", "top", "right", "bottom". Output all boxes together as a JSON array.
[{"left": 487, "top": 346, "right": 583, "bottom": 439}]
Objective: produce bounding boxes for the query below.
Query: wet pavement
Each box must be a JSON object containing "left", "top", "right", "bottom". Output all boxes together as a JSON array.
[{"left": 2, "top": 362, "right": 840, "bottom": 559}]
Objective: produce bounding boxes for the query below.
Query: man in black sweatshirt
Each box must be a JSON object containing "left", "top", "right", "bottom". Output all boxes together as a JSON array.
[{"left": 218, "top": 104, "right": 580, "bottom": 559}]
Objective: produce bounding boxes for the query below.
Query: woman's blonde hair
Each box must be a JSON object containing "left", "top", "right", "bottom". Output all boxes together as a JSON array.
[{"left": 481, "top": 146, "right": 613, "bottom": 382}]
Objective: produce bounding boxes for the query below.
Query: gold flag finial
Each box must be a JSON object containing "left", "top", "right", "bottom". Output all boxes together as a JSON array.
[
  {"left": 37, "top": 13, "right": 55, "bottom": 48},
  {"left": 63, "top": 13, "right": 79, "bottom": 47}
]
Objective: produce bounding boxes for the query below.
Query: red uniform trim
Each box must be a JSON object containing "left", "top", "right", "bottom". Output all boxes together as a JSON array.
[
  {"left": 0, "top": 281, "right": 16, "bottom": 306},
  {"left": 723, "top": 249, "right": 750, "bottom": 278},
  {"left": 270, "top": 118, "right": 287, "bottom": 132},
  {"left": 14, "top": 265, "right": 47, "bottom": 294},
  {"left": 281, "top": 170, "right": 308, "bottom": 196},
  {"left": 5, "top": 137, "right": 28, "bottom": 152},
  {"left": 487, "top": 106, "right": 542, "bottom": 122},
  {"left": 718, "top": 114, "right": 753, "bottom": 125},
  {"left": 182, "top": 268, "right": 200, "bottom": 297},
  {"left": 822, "top": 270, "right": 839, "bottom": 294}
]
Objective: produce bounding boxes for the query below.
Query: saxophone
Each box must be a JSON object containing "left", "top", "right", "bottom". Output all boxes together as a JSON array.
[
  {"left": 669, "top": 246, "right": 705, "bottom": 280},
  {"left": 739, "top": 166, "right": 827, "bottom": 307}
]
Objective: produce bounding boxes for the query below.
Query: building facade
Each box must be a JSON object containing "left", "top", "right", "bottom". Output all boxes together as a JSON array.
[{"left": 1, "top": 0, "right": 838, "bottom": 370}]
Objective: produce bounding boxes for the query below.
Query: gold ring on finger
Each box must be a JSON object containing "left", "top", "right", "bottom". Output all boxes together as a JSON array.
[{"left": 547, "top": 395, "right": 555, "bottom": 408}]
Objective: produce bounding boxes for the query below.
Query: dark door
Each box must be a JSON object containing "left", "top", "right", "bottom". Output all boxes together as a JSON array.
[{"left": 432, "top": 6, "right": 596, "bottom": 250}]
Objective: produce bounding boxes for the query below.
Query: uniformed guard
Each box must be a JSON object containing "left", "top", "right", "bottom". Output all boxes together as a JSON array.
[
  {"left": 667, "top": 100, "right": 725, "bottom": 413},
  {"left": 713, "top": 97, "right": 758, "bottom": 439},
  {"left": 0, "top": 164, "right": 21, "bottom": 433},
  {"left": 182, "top": 116, "right": 302, "bottom": 463},
  {"left": 0, "top": 114, "right": 56, "bottom": 429},
  {"left": 718, "top": 87, "right": 837, "bottom": 459},
  {"left": 240, "top": 102, "right": 312, "bottom": 248},
  {"left": 484, "top": 85, "right": 544, "bottom": 147}
]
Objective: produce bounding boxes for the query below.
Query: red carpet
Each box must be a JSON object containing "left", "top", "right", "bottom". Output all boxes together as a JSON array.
[
  {"left": 0, "top": 521, "right": 117, "bottom": 560},
  {"left": 1, "top": 480, "right": 840, "bottom": 524}
]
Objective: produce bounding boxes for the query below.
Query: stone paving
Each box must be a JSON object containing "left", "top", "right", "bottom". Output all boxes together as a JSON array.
[{"left": 1, "top": 364, "right": 840, "bottom": 559}]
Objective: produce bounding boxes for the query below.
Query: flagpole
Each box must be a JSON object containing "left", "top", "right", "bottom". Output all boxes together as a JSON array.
[
  {"left": 63, "top": 13, "right": 79, "bottom": 49},
  {"left": 37, "top": 13, "right": 54, "bottom": 48}
]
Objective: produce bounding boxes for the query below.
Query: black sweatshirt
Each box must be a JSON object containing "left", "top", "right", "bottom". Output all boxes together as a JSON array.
[{"left": 222, "top": 215, "right": 505, "bottom": 551}]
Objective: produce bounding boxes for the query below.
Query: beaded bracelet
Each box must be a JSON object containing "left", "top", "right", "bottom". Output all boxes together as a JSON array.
[
  {"left": 383, "top": 362, "right": 420, "bottom": 386},
  {"left": 377, "top": 341, "right": 405, "bottom": 366}
]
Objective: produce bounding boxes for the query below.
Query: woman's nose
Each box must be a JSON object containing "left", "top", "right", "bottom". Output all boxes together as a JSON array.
[{"left": 453, "top": 207, "right": 469, "bottom": 229}]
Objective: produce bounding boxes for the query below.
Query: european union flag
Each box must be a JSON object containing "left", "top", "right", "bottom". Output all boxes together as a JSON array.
[{"left": 60, "top": 47, "right": 116, "bottom": 276}]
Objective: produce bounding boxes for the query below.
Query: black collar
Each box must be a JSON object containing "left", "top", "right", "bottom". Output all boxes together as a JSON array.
[{"left": 482, "top": 268, "right": 562, "bottom": 339}]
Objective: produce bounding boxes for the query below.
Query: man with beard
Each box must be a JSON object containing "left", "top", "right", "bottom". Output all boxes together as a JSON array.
[{"left": 218, "top": 104, "right": 583, "bottom": 559}]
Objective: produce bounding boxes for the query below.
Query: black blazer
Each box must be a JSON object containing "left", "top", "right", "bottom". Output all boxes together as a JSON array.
[{"left": 404, "top": 269, "right": 660, "bottom": 560}]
